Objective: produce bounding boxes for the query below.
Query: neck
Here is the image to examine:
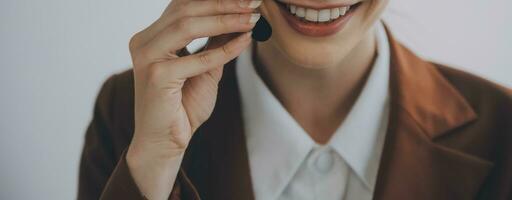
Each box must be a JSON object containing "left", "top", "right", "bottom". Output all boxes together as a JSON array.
[{"left": 253, "top": 30, "right": 378, "bottom": 144}]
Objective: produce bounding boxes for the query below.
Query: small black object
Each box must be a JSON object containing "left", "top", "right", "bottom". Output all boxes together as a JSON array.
[{"left": 252, "top": 16, "right": 272, "bottom": 42}]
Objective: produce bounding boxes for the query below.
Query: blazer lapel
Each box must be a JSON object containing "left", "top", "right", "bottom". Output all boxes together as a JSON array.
[
  {"left": 181, "top": 58, "right": 255, "bottom": 200},
  {"left": 373, "top": 29, "right": 493, "bottom": 200}
]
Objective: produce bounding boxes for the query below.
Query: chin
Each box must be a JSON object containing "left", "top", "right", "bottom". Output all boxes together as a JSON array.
[
  {"left": 271, "top": 39, "right": 355, "bottom": 69},
  {"left": 258, "top": 0, "right": 389, "bottom": 69}
]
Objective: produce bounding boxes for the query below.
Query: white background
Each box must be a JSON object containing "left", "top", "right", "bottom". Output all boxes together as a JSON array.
[{"left": 0, "top": 0, "right": 510, "bottom": 199}]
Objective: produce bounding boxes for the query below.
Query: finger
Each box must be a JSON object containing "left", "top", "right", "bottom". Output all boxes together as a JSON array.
[
  {"left": 135, "top": 0, "right": 261, "bottom": 49},
  {"left": 142, "top": 13, "right": 260, "bottom": 59},
  {"left": 149, "top": 31, "right": 251, "bottom": 81},
  {"left": 167, "top": 0, "right": 262, "bottom": 18}
]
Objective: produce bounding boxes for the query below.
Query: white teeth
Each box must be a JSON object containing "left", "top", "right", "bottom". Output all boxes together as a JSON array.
[
  {"left": 339, "top": 6, "right": 348, "bottom": 15},
  {"left": 330, "top": 8, "right": 340, "bottom": 19},
  {"left": 305, "top": 9, "right": 318, "bottom": 22},
  {"left": 296, "top": 7, "right": 305, "bottom": 18},
  {"left": 286, "top": 4, "right": 351, "bottom": 23},
  {"left": 290, "top": 5, "right": 296, "bottom": 14},
  {"left": 318, "top": 9, "right": 330, "bottom": 22}
]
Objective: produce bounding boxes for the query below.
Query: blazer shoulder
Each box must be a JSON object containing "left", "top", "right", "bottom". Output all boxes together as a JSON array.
[
  {"left": 109, "top": 68, "right": 135, "bottom": 123},
  {"left": 433, "top": 63, "right": 512, "bottom": 120},
  {"left": 109, "top": 69, "right": 135, "bottom": 98},
  {"left": 96, "top": 69, "right": 135, "bottom": 155}
]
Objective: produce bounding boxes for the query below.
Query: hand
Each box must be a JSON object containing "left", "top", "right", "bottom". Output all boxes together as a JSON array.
[{"left": 125, "top": 0, "right": 261, "bottom": 199}]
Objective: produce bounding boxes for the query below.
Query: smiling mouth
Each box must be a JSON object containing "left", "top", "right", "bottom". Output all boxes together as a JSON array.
[
  {"left": 272, "top": 0, "right": 363, "bottom": 36},
  {"left": 274, "top": 1, "right": 362, "bottom": 24}
]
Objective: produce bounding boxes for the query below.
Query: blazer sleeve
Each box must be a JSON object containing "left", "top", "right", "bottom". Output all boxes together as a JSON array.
[{"left": 77, "top": 74, "right": 197, "bottom": 200}]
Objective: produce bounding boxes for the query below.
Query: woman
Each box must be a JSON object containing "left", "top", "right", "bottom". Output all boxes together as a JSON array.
[{"left": 78, "top": 0, "right": 512, "bottom": 199}]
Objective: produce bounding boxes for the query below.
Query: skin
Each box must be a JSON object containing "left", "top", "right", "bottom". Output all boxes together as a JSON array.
[
  {"left": 125, "top": 0, "right": 389, "bottom": 199},
  {"left": 256, "top": 0, "right": 389, "bottom": 143}
]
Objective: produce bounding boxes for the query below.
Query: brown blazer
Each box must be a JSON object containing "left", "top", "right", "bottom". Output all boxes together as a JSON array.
[{"left": 78, "top": 31, "right": 512, "bottom": 200}]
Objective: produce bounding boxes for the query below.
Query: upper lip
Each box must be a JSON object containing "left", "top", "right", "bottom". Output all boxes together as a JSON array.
[{"left": 275, "top": 0, "right": 359, "bottom": 9}]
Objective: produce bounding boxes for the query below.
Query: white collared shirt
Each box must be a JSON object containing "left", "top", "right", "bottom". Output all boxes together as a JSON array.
[{"left": 236, "top": 22, "right": 391, "bottom": 200}]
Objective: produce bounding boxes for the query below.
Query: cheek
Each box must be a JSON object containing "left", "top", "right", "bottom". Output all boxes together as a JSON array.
[
  {"left": 362, "top": 0, "right": 390, "bottom": 25},
  {"left": 339, "top": 0, "right": 390, "bottom": 40}
]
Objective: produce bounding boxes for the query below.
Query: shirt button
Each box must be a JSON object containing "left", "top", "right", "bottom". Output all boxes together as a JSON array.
[{"left": 311, "top": 148, "right": 334, "bottom": 173}]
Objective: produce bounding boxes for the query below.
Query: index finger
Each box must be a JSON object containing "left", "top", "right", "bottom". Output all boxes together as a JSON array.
[
  {"left": 164, "top": 0, "right": 262, "bottom": 18},
  {"left": 134, "top": 0, "right": 262, "bottom": 51}
]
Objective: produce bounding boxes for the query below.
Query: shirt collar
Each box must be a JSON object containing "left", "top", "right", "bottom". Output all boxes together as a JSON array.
[
  {"left": 328, "top": 22, "right": 390, "bottom": 189},
  {"left": 236, "top": 22, "right": 390, "bottom": 199}
]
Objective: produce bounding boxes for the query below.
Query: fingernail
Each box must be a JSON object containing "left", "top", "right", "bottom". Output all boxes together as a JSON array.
[
  {"left": 249, "top": 13, "right": 261, "bottom": 24},
  {"left": 240, "top": 13, "right": 261, "bottom": 24},
  {"left": 240, "top": 0, "right": 262, "bottom": 9}
]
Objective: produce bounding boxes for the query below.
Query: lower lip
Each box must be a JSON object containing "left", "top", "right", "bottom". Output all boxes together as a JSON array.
[{"left": 277, "top": 2, "right": 359, "bottom": 37}]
